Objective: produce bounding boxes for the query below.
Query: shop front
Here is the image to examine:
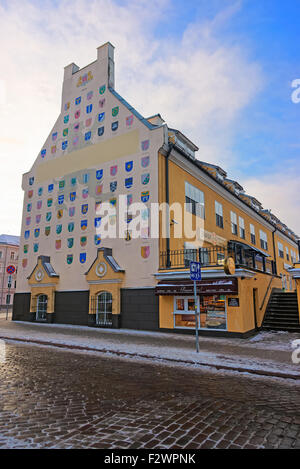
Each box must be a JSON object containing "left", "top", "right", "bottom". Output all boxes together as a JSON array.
[{"left": 156, "top": 278, "right": 238, "bottom": 333}]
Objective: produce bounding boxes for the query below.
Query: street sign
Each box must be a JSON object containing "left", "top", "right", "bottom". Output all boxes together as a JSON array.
[
  {"left": 190, "top": 261, "right": 202, "bottom": 281},
  {"left": 6, "top": 265, "right": 16, "bottom": 275}
]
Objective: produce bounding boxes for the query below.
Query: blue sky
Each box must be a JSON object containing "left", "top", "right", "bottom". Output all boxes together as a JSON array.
[{"left": 0, "top": 0, "right": 299, "bottom": 235}]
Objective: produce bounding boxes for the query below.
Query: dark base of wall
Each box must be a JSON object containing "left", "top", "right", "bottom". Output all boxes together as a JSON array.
[
  {"left": 160, "top": 328, "right": 258, "bottom": 339},
  {"left": 121, "top": 288, "right": 159, "bottom": 331},
  {"left": 54, "top": 291, "right": 89, "bottom": 325},
  {"left": 12, "top": 293, "right": 31, "bottom": 322}
]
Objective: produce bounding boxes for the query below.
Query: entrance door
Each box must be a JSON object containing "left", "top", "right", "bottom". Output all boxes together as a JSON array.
[
  {"left": 96, "top": 292, "right": 113, "bottom": 326},
  {"left": 36, "top": 294, "right": 47, "bottom": 321}
]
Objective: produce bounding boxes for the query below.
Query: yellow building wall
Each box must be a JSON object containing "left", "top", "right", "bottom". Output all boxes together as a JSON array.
[
  {"left": 30, "top": 286, "right": 56, "bottom": 314},
  {"left": 159, "top": 273, "right": 282, "bottom": 333},
  {"left": 85, "top": 250, "right": 124, "bottom": 315},
  {"left": 158, "top": 153, "right": 297, "bottom": 285},
  {"left": 28, "top": 258, "right": 59, "bottom": 314}
]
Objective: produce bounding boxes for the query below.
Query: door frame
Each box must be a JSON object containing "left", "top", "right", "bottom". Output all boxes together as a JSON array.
[
  {"left": 36, "top": 294, "right": 48, "bottom": 321},
  {"left": 96, "top": 291, "right": 113, "bottom": 326}
]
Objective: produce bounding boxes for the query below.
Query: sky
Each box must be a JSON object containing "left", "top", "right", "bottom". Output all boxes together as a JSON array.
[{"left": 0, "top": 0, "right": 300, "bottom": 236}]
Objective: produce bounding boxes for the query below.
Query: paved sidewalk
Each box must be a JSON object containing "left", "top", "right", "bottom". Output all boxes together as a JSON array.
[{"left": 0, "top": 317, "right": 300, "bottom": 379}]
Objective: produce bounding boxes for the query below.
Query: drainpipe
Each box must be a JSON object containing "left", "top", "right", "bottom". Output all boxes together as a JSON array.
[
  {"left": 165, "top": 143, "right": 174, "bottom": 268},
  {"left": 272, "top": 228, "right": 277, "bottom": 276}
]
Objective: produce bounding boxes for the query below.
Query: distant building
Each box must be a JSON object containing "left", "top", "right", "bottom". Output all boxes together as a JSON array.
[{"left": 0, "top": 234, "right": 20, "bottom": 311}]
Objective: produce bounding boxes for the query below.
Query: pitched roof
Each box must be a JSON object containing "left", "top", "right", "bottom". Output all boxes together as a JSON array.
[{"left": 0, "top": 234, "right": 20, "bottom": 246}]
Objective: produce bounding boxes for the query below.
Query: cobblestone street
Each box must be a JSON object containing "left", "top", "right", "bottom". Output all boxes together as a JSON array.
[{"left": 0, "top": 340, "right": 300, "bottom": 449}]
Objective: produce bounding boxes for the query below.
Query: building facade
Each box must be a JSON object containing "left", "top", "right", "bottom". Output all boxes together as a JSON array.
[
  {"left": 13, "top": 42, "right": 300, "bottom": 337},
  {"left": 0, "top": 234, "right": 20, "bottom": 311}
]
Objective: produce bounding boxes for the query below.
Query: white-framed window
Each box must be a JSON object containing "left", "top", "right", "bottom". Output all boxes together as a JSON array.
[
  {"left": 185, "top": 182, "right": 205, "bottom": 219},
  {"left": 278, "top": 242, "right": 284, "bottom": 259},
  {"left": 260, "top": 230, "right": 268, "bottom": 251},
  {"left": 174, "top": 297, "right": 200, "bottom": 314},
  {"left": 250, "top": 224, "right": 256, "bottom": 245},
  {"left": 239, "top": 216, "right": 245, "bottom": 239},
  {"left": 286, "top": 247, "right": 290, "bottom": 261},
  {"left": 173, "top": 295, "right": 227, "bottom": 330},
  {"left": 183, "top": 242, "right": 197, "bottom": 266},
  {"left": 231, "top": 211, "right": 238, "bottom": 235},
  {"left": 291, "top": 249, "right": 298, "bottom": 263},
  {"left": 215, "top": 201, "right": 223, "bottom": 228}
]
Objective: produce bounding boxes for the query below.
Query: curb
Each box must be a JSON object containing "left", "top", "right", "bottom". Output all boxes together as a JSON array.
[{"left": 1, "top": 334, "right": 299, "bottom": 381}]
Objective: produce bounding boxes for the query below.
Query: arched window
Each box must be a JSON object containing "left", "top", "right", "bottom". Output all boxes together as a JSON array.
[
  {"left": 36, "top": 294, "right": 48, "bottom": 321},
  {"left": 96, "top": 291, "right": 112, "bottom": 326}
]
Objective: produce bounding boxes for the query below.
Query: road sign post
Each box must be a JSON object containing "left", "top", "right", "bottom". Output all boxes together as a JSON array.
[
  {"left": 6, "top": 266, "right": 15, "bottom": 320},
  {"left": 190, "top": 261, "right": 201, "bottom": 353}
]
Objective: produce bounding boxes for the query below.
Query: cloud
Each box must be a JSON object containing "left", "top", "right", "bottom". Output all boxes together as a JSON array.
[
  {"left": 240, "top": 169, "right": 300, "bottom": 235},
  {"left": 0, "top": 0, "right": 264, "bottom": 235}
]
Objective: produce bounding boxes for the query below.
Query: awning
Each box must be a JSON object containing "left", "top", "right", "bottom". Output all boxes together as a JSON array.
[
  {"left": 229, "top": 240, "right": 270, "bottom": 257},
  {"left": 155, "top": 278, "right": 238, "bottom": 296}
]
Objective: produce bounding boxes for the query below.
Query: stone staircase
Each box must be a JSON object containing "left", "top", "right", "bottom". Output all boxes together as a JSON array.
[{"left": 262, "top": 292, "right": 300, "bottom": 332}]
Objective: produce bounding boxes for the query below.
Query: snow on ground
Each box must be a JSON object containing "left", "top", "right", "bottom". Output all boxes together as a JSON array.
[{"left": 0, "top": 320, "right": 299, "bottom": 378}]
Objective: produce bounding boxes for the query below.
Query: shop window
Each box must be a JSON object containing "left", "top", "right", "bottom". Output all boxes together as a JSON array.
[
  {"left": 173, "top": 296, "right": 227, "bottom": 330},
  {"left": 185, "top": 182, "right": 205, "bottom": 219}
]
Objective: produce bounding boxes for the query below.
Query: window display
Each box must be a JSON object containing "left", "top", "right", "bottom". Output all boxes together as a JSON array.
[{"left": 174, "top": 295, "right": 227, "bottom": 330}]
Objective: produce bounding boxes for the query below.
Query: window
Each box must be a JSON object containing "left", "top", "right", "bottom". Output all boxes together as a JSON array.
[
  {"left": 286, "top": 247, "right": 290, "bottom": 261},
  {"left": 260, "top": 230, "right": 268, "bottom": 251},
  {"left": 174, "top": 296, "right": 227, "bottom": 330},
  {"left": 215, "top": 201, "right": 224, "bottom": 228},
  {"left": 96, "top": 291, "right": 113, "bottom": 326},
  {"left": 185, "top": 182, "right": 205, "bottom": 219},
  {"left": 239, "top": 216, "right": 245, "bottom": 239},
  {"left": 250, "top": 224, "right": 256, "bottom": 245},
  {"left": 0, "top": 251, "right": 2, "bottom": 259},
  {"left": 199, "top": 248, "right": 210, "bottom": 266},
  {"left": 184, "top": 242, "right": 197, "bottom": 267},
  {"left": 291, "top": 250, "right": 298, "bottom": 263},
  {"left": 6, "top": 294, "right": 11, "bottom": 305},
  {"left": 231, "top": 211, "right": 238, "bottom": 235},
  {"left": 10, "top": 252, "right": 15, "bottom": 260},
  {"left": 278, "top": 242, "right": 284, "bottom": 259}
]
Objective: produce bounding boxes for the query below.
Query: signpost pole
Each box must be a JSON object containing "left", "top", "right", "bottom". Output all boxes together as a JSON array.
[
  {"left": 190, "top": 261, "right": 201, "bottom": 353},
  {"left": 6, "top": 279, "right": 11, "bottom": 321},
  {"left": 5, "top": 266, "right": 16, "bottom": 321},
  {"left": 193, "top": 279, "right": 199, "bottom": 353}
]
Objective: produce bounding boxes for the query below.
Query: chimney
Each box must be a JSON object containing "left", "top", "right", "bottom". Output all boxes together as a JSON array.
[
  {"left": 63, "top": 62, "right": 80, "bottom": 81},
  {"left": 97, "top": 42, "right": 115, "bottom": 89}
]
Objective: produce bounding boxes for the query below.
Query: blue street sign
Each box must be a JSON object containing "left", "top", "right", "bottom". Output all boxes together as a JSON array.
[{"left": 190, "top": 261, "right": 202, "bottom": 281}]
